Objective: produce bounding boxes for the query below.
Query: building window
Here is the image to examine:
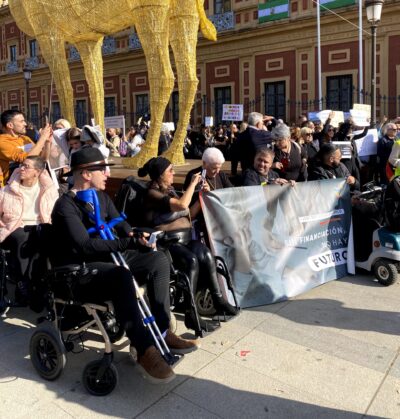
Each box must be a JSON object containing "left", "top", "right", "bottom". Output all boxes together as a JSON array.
[
  {"left": 214, "top": 86, "right": 231, "bottom": 124},
  {"left": 51, "top": 102, "right": 61, "bottom": 122},
  {"left": 105, "top": 97, "right": 116, "bottom": 117},
  {"left": 171, "top": 91, "right": 179, "bottom": 126},
  {"left": 30, "top": 104, "right": 39, "bottom": 126},
  {"left": 9, "top": 45, "right": 17, "bottom": 62},
  {"left": 135, "top": 94, "right": 149, "bottom": 118},
  {"left": 75, "top": 99, "right": 87, "bottom": 127},
  {"left": 326, "top": 75, "right": 353, "bottom": 112},
  {"left": 214, "top": 0, "right": 231, "bottom": 14},
  {"left": 29, "top": 40, "right": 37, "bottom": 57},
  {"left": 264, "top": 81, "right": 286, "bottom": 121}
]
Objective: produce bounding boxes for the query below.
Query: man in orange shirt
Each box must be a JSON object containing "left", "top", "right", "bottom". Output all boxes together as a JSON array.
[{"left": 0, "top": 110, "right": 52, "bottom": 186}]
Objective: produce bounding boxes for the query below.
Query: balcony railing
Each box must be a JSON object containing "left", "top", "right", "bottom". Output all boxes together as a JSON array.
[
  {"left": 24, "top": 56, "right": 39, "bottom": 69},
  {"left": 6, "top": 61, "right": 18, "bottom": 74},
  {"left": 209, "top": 11, "right": 235, "bottom": 33}
]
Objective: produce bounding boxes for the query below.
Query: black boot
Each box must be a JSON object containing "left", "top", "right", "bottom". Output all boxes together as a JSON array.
[
  {"left": 212, "top": 293, "right": 238, "bottom": 316},
  {"left": 184, "top": 310, "right": 219, "bottom": 334}
]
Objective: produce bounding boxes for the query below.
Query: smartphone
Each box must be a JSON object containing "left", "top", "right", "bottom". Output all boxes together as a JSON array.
[
  {"left": 147, "top": 230, "right": 163, "bottom": 246},
  {"left": 201, "top": 169, "right": 207, "bottom": 181}
]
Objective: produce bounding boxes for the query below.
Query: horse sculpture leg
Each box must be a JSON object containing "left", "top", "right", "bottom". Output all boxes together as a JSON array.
[
  {"left": 163, "top": 0, "right": 200, "bottom": 165},
  {"left": 75, "top": 38, "right": 105, "bottom": 132},
  {"left": 37, "top": 34, "right": 76, "bottom": 126},
  {"left": 124, "top": 2, "right": 174, "bottom": 169}
]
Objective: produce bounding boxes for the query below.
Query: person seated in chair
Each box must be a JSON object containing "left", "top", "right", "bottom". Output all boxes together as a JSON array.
[
  {"left": 139, "top": 157, "right": 238, "bottom": 334},
  {"left": 242, "top": 148, "right": 293, "bottom": 187},
  {"left": 0, "top": 156, "right": 59, "bottom": 305},
  {"left": 51, "top": 147, "right": 198, "bottom": 385},
  {"left": 183, "top": 147, "right": 233, "bottom": 192},
  {"left": 309, "top": 143, "right": 359, "bottom": 190}
]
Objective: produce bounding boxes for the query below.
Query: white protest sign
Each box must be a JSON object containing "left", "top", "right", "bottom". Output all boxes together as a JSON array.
[
  {"left": 354, "top": 129, "right": 378, "bottom": 157},
  {"left": 164, "top": 122, "right": 175, "bottom": 132},
  {"left": 308, "top": 110, "right": 344, "bottom": 127},
  {"left": 353, "top": 103, "right": 371, "bottom": 119},
  {"left": 104, "top": 115, "right": 126, "bottom": 136},
  {"left": 205, "top": 116, "right": 214, "bottom": 127},
  {"left": 333, "top": 141, "right": 352, "bottom": 159},
  {"left": 350, "top": 109, "right": 369, "bottom": 127},
  {"left": 330, "top": 111, "right": 344, "bottom": 128},
  {"left": 222, "top": 104, "right": 243, "bottom": 121}
]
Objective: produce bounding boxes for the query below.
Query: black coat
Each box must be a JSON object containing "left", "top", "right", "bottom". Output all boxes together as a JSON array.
[
  {"left": 309, "top": 162, "right": 360, "bottom": 190},
  {"left": 236, "top": 127, "right": 273, "bottom": 172}
]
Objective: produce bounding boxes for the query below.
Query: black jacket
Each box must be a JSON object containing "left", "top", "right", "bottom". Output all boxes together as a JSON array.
[
  {"left": 242, "top": 168, "right": 279, "bottom": 186},
  {"left": 236, "top": 127, "right": 273, "bottom": 172},
  {"left": 51, "top": 191, "right": 135, "bottom": 265},
  {"left": 309, "top": 162, "right": 360, "bottom": 190}
]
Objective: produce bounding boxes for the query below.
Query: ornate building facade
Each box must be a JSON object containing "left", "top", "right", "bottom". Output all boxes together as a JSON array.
[{"left": 0, "top": 0, "right": 399, "bottom": 128}]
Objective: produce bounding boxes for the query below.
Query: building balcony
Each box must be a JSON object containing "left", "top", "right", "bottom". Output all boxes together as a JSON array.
[
  {"left": 24, "top": 56, "right": 39, "bottom": 69},
  {"left": 128, "top": 32, "right": 142, "bottom": 50},
  {"left": 209, "top": 11, "right": 235, "bottom": 33},
  {"left": 6, "top": 60, "right": 18, "bottom": 74},
  {"left": 102, "top": 36, "right": 116, "bottom": 55}
]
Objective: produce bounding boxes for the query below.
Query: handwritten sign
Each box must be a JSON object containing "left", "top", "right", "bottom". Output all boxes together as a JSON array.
[{"left": 222, "top": 104, "right": 243, "bottom": 121}]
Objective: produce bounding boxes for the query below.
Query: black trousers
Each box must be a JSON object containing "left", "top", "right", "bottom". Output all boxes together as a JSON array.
[
  {"left": 168, "top": 240, "right": 221, "bottom": 298},
  {"left": 2, "top": 226, "right": 41, "bottom": 284},
  {"left": 71, "top": 249, "right": 170, "bottom": 355},
  {"left": 73, "top": 262, "right": 153, "bottom": 355}
]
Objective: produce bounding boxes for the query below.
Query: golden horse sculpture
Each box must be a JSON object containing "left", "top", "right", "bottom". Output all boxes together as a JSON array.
[{"left": 9, "top": 0, "right": 216, "bottom": 166}]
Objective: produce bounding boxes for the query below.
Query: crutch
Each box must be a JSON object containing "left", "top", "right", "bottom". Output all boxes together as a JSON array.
[{"left": 76, "top": 189, "right": 179, "bottom": 365}]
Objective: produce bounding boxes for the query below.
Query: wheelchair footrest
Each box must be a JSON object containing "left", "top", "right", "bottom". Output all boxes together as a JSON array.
[{"left": 212, "top": 310, "right": 240, "bottom": 323}]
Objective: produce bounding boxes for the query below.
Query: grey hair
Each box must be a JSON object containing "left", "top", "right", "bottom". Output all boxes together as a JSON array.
[
  {"left": 272, "top": 123, "right": 291, "bottom": 141},
  {"left": 248, "top": 112, "right": 264, "bottom": 127},
  {"left": 53, "top": 118, "right": 71, "bottom": 129},
  {"left": 160, "top": 123, "right": 170, "bottom": 135},
  {"left": 202, "top": 147, "right": 225, "bottom": 165}
]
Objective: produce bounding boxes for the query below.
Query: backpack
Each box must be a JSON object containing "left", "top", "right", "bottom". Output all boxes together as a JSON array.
[
  {"left": 114, "top": 176, "right": 149, "bottom": 227},
  {"left": 384, "top": 176, "right": 400, "bottom": 232},
  {"left": 118, "top": 139, "right": 129, "bottom": 157}
]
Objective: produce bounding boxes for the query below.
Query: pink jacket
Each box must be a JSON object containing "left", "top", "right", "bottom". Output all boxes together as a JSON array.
[{"left": 0, "top": 169, "right": 59, "bottom": 242}]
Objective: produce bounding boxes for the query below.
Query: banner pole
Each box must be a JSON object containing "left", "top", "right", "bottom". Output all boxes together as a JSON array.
[{"left": 317, "top": 1, "right": 322, "bottom": 111}]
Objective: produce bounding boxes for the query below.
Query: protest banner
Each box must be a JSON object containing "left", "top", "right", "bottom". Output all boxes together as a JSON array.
[
  {"left": 201, "top": 179, "right": 352, "bottom": 308},
  {"left": 354, "top": 129, "right": 379, "bottom": 157},
  {"left": 353, "top": 103, "right": 371, "bottom": 119},
  {"left": 222, "top": 104, "right": 243, "bottom": 121},
  {"left": 104, "top": 115, "right": 126, "bottom": 136}
]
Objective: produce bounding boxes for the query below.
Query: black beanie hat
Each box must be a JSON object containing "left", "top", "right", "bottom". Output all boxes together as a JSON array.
[{"left": 138, "top": 157, "right": 171, "bottom": 181}]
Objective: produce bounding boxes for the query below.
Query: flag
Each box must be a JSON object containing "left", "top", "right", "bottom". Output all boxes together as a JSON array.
[
  {"left": 258, "top": 0, "right": 289, "bottom": 23},
  {"left": 319, "top": 0, "right": 356, "bottom": 9}
]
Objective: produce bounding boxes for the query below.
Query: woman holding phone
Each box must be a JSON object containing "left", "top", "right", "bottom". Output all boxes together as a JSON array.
[{"left": 139, "top": 157, "right": 238, "bottom": 333}]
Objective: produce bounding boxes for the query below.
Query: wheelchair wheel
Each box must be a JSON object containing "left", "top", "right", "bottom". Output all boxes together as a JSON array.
[
  {"left": 107, "top": 324, "right": 125, "bottom": 343},
  {"left": 374, "top": 259, "right": 399, "bottom": 286},
  {"left": 30, "top": 326, "right": 66, "bottom": 381},
  {"left": 82, "top": 360, "right": 118, "bottom": 396},
  {"left": 195, "top": 288, "right": 216, "bottom": 317}
]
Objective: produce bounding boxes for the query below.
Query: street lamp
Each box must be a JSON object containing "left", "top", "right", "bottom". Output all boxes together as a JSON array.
[
  {"left": 365, "top": 0, "right": 384, "bottom": 128},
  {"left": 23, "top": 67, "right": 32, "bottom": 122}
]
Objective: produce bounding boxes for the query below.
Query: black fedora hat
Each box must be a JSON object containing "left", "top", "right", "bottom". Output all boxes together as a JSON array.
[{"left": 65, "top": 146, "right": 114, "bottom": 176}]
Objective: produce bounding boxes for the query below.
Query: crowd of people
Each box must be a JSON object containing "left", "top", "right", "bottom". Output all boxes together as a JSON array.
[{"left": 0, "top": 106, "right": 399, "bottom": 385}]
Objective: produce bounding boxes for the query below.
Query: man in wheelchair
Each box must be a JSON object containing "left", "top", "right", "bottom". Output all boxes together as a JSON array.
[{"left": 50, "top": 147, "right": 198, "bottom": 384}]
